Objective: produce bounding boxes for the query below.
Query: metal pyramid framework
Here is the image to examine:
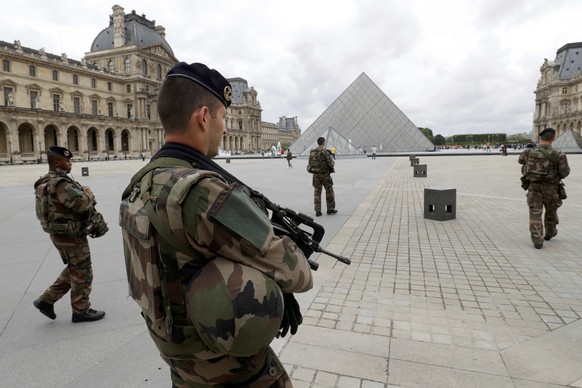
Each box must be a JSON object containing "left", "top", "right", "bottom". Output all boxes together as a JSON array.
[
  {"left": 291, "top": 72, "right": 433, "bottom": 155},
  {"left": 298, "top": 127, "right": 365, "bottom": 157},
  {"left": 553, "top": 128, "right": 582, "bottom": 152}
]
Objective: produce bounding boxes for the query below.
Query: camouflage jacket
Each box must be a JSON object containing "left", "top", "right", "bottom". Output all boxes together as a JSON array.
[
  {"left": 518, "top": 144, "right": 570, "bottom": 183},
  {"left": 307, "top": 147, "right": 335, "bottom": 174},
  {"left": 34, "top": 170, "right": 95, "bottom": 237},
  {"left": 120, "top": 156, "right": 313, "bottom": 357}
]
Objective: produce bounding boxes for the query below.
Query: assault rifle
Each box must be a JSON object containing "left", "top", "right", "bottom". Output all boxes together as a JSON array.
[{"left": 253, "top": 192, "right": 351, "bottom": 271}]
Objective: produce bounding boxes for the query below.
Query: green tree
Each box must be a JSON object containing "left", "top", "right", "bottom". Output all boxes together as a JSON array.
[
  {"left": 418, "top": 127, "right": 434, "bottom": 142},
  {"left": 434, "top": 134, "right": 446, "bottom": 145}
]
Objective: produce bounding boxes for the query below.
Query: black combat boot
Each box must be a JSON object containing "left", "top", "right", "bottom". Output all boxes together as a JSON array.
[
  {"left": 544, "top": 230, "right": 557, "bottom": 241},
  {"left": 72, "top": 309, "right": 106, "bottom": 323},
  {"left": 33, "top": 297, "right": 56, "bottom": 320}
]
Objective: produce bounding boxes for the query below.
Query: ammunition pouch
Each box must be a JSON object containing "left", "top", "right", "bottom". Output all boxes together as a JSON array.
[
  {"left": 558, "top": 181, "right": 567, "bottom": 200},
  {"left": 520, "top": 176, "right": 530, "bottom": 191},
  {"left": 41, "top": 220, "right": 85, "bottom": 236}
]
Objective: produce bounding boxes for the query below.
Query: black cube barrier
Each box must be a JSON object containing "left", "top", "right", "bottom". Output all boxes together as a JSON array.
[
  {"left": 410, "top": 157, "right": 420, "bottom": 166},
  {"left": 424, "top": 188, "right": 456, "bottom": 221},
  {"left": 81, "top": 167, "right": 89, "bottom": 176},
  {"left": 414, "top": 164, "right": 427, "bottom": 177}
]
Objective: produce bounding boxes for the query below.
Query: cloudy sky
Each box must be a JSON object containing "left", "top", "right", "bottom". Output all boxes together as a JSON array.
[{"left": 2, "top": 0, "right": 581, "bottom": 136}]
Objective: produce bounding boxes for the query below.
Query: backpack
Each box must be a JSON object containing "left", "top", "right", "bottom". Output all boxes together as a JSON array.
[
  {"left": 525, "top": 147, "right": 552, "bottom": 177},
  {"left": 307, "top": 149, "right": 327, "bottom": 173}
]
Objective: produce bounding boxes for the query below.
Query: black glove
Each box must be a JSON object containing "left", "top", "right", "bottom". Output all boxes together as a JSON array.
[
  {"left": 87, "top": 211, "right": 109, "bottom": 238},
  {"left": 279, "top": 293, "right": 303, "bottom": 337}
]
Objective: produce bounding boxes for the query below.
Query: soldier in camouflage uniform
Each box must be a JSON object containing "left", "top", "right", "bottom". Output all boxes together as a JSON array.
[
  {"left": 120, "top": 62, "right": 313, "bottom": 387},
  {"left": 307, "top": 137, "right": 337, "bottom": 217},
  {"left": 33, "top": 146, "right": 106, "bottom": 322},
  {"left": 518, "top": 128, "right": 570, "bottom": 249}
]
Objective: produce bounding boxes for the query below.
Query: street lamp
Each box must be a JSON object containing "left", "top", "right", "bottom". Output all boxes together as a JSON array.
[{"left": 8, "top": 140, "right": 12, "bottom": 165}]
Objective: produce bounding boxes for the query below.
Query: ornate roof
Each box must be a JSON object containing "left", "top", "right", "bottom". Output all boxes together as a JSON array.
[{"left": 90, "top": 9, "right": 174, "bottom": 56}]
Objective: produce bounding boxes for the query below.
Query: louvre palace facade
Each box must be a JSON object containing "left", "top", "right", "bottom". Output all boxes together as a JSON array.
[
  {"left": 0, "top": 5, "right": 299, "bottom": 164},
  {"left": 533, "top": 42, "right": 582, "bottom": 139}
]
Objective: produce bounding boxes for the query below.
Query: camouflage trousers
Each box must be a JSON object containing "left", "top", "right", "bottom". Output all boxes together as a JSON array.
[
  {"left": 42, "top": 235, "right": 93, "bottom": 314},
  {"left": 526, "top": 182, "right": 562, "bottom": 244},
  {"left": 312, "top": 173, "right": 335, "bottom": 212},
  {"left": 164, "top": 346, "right": 292, "bottom": 387}
]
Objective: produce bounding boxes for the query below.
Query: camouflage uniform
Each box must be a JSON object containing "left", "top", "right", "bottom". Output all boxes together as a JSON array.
[
  {"left": 34, "top": 171, "right": 96, "bottom": 314},
  {"left": 307, "top": 148, "right": 336, "bottom": 213},
  {"left": 518, "top": 144, "right": 570, "bottom": 245},
  {"left": 120, "top": 153, "right": 313, "bottom": 387}
]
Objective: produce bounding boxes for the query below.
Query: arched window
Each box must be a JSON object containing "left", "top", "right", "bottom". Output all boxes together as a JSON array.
[
  {"left": 157, "top": 64, "right": 162, "bottom": 80},
  {"left": 108, "top": 60, "right": 115, "bottom": 72},
  {"left": 142, "top": 59, "right": 147, "bottom": 76},
  {"left": 124, "top": 57, "right": 131, "bottom": 74}
]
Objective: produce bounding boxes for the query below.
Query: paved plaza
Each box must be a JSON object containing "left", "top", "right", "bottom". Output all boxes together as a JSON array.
[{"left": 0, "top": 152, "right": 581, "bottom": 387}]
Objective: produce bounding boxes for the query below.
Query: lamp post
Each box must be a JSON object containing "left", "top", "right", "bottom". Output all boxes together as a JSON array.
[
  {"left": 39, "top": 140, "right": 42, "bottom": 163},
  {"left": 8, "top": 140, "right": 12, "bottom": 165}
]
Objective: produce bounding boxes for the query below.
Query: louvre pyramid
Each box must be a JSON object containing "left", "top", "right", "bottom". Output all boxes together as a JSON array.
[
  {"left": 553, "top": 128, "right": 582, "bottom": 152},
  {"left": 290, "top": 72, "right": 433, "bottom": 155}
]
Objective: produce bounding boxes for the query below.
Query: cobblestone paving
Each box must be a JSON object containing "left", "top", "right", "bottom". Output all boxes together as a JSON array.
[{"left": 287, "top": 154, "right": 582, "bottom": 387}]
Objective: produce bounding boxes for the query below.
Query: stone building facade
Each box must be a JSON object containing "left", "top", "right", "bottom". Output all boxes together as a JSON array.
[
  {"left": 0, "top": 4, "right": 300, "bottom": 164},
  {"left": 534, "top": 42, "right": 582, "bottom": 139}
]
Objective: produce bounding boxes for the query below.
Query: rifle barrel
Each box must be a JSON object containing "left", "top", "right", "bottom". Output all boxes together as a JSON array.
[{"left": 317, "top": 247, "right": 351, "bottom": 265}]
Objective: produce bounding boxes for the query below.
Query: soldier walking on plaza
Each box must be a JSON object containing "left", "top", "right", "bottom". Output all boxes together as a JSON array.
[
  {"left": 120, "top": 62, "right": 313, "bottom": 387},
  {"left": 307, "top": 136, "right": 337, "bottom": 217},
  {"left": 518, "top": 128, "right": 570, "bottom": 249},
  {"left": 33, "top": 146, "right": 107, "bottom": 322}
]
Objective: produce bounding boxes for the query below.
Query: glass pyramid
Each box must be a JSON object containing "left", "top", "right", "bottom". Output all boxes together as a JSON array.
[
  {"left": 291, "top": 73, "right": 434, "bottom": 156},
  {"left": 553, "top": 128, "right": 582, "bottom": 152},
  {"left": 297, "top": 127, "right": 365, "bottom": 157}
]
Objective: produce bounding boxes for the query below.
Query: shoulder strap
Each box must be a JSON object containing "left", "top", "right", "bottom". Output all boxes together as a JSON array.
[
  {"left": 538, "top": 147, "right": 558, "bottom": 165},
  {"left": 144, "top": 198, "right": 201, "bottom": 259},
  {"left": 122, "top": 157, "right": 194, "bottom": 199}
]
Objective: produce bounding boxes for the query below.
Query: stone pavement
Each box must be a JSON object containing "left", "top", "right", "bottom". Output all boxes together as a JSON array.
[{"left": 0, "top": 152, "right": 581, "bottom": 387}]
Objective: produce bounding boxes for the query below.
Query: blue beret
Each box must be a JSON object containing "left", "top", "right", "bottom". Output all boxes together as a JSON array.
[
  {"left": 48, "top": 146, "right": 73, "bottom": 159},
  {"left": 539, "top": 128, "right": 556, "bottom": 137},
  {"left": 166, "top": 62, "right": 232, "bottom": 108}
]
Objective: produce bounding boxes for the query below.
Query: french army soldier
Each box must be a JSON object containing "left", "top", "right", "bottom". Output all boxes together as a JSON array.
[
  {"left": 307, "top": 137, "right": 337, "bottom": 217},
  {"left": 518, "top": 128, "right": 570, "bottom": 249},
  {"left": 33, "top": 146, "right": 107, "bottom": 322},
  {"left": 120, "top": 62, "right": 313, "bottom": 387}
]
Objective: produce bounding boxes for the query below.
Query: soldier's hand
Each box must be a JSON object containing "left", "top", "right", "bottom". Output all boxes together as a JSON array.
[{"left": 279, "top": 293, "right": 303, "bottom": 337}]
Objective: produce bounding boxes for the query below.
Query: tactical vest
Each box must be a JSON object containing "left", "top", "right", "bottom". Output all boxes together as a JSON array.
[
  {"left": 525, "top": 147, "right": 558, "bottom": 182},
  {"left": 121, "top": 157, "right": 288, "bottom": 358},
  {"left": 34, "top": 173, "right": 87, "bottom": 236},
  {"left": 120, "top": 158, "right": 217, "bottom": 355}
]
